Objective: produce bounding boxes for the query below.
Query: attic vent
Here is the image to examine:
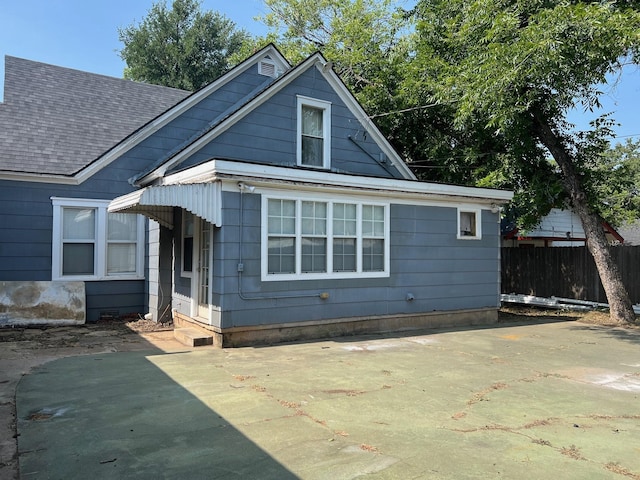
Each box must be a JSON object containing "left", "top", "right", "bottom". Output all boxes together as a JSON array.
[{"left": 259, "top": 59, "right": 277, "bottom": 77}]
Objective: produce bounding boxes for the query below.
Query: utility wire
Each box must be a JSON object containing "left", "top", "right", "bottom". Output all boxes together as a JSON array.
[
  {"left": 363, "top": 101, "right": 640, "bottom": 142},
  {"left": 368, "top": 102, "right": 448, "bottom": 118},
  {"left": 613, "top": 133, "right": 640, "bottom": 139}
]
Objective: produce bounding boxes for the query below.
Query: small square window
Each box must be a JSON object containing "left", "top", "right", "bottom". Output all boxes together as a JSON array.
[{"left": 458, "top": 209, "right": 481, "bottom": 239}]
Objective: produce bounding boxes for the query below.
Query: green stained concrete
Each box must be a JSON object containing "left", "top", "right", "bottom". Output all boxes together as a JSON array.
[{"left": 16, "top": 321, "right": 640, "bottom": 479}]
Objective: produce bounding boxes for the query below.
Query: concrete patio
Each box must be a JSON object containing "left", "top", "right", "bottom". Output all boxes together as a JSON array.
[{"left": 13, "top": 319, "right": 640, "bottom": 479}]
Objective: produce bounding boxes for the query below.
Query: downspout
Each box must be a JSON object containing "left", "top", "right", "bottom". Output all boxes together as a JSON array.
[{"left": 494, "top": 205, "right": 504, "bottom": 309}]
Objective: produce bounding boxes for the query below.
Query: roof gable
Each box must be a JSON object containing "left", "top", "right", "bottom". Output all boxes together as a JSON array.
[
  {"left": 80, "top": 44, "right": 290, "bottom": 185},
  {"left": 134, "top": 51, "right": 415, "bottom": 186}
]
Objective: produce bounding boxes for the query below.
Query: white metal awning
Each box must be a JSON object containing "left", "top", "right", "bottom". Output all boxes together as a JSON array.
[{"left": 108, "top": 182, "right": 221, "bottom": 229}]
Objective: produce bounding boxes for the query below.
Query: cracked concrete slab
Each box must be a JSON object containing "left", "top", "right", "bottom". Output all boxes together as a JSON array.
[{"left": 7, "top": 318, "right": 640, "bottom": 479}]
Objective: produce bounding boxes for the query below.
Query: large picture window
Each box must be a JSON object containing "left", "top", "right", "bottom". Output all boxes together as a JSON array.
[
  {"left": 52, "top": 198, "right": 144, "bottom": 280},
  {"left": 297, "top": 96, "right": 331, "bottom": 169},
  {"left": 263, "top": 195, "right": 389, "bottom": 281}
]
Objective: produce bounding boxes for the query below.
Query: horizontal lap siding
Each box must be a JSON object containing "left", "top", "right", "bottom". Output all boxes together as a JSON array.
[
  {"left": 280, "top": 70, "right": 403, "bottom": 177},
  {"left": 391, "top": 204, "right": 500, "bottom": 309},
  {"left": 0, "top": 153, "right": 151, "bottom": 317},
  {"left": 190, "top": 68, "right": 404, "bottom": 178},
  {"left": 118, "top": 68, "right": 275, "bottom": 172},
  {"left": 196, "top": 88, "right": 294, "bottom": 165},
  {"left": 85, "top": 280, "right": 146, "bottom": 322},
  {"left": 0, "top": 199, "right": 51, "bottom": 275},
  {"left": 216, "top": 194, "right": 500, "bottom": 328},
  {"left": 1, "top": 181, "right": 67, "bottom": 280}
]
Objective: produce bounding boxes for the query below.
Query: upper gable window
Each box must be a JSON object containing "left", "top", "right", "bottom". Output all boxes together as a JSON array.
[{"left": 297, "top": 96, "right": 331, "bottom": 169}]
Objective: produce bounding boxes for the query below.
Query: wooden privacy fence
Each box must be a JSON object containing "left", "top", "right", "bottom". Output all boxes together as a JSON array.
[{"left": 501, "top": 246, "right": 640, "bottom": 304}]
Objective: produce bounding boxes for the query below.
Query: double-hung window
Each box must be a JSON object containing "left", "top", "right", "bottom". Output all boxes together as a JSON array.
[
  {"left": 297, "top": 96, "right": 331, "bottom": 169},
  {"left": 332, "top": 203, "right": 357, "bottom": 272},
  {"left": 301, "top": 201, "right": 327, "bottom": 273},
  {"left": 362, "top": 205, "right": 386, "bottom": 271},
  {"left": 263, "top": 195, "right": 389, "bottom": 281},
  {"left": 52, "top": 198, "right": 144, "bottom": 280},
  {"left": 267, "top": 199, "right": 296, "bottom": 274}
]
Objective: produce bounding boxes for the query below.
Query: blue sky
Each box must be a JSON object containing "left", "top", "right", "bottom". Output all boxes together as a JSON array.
[
  {"left": 1, "top": 0, "right": 639, "bottom": 142},
  {"left": 0, "top": 0, "right": 267, "bottom": 97}
]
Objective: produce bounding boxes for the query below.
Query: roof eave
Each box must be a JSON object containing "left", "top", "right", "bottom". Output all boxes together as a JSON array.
[
  {"left": 0, "top": 170, "right": 78, "bottom": 184},
  {"left": 163, "top": 159, "right": 514, "bottom": 204}
]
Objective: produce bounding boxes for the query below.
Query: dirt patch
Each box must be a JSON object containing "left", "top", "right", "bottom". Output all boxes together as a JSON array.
[
  {"left": 499, "top": 305, "right": 640, "bottom": 329},
  {"left": 605, "top": 463, "right": 640, "bottom": 480},
  {"left": 0, "top": 316, "right": 172, "bottom": 346},
  {"left": 560, "top": 444, "right": 586, "bottom": 461}
]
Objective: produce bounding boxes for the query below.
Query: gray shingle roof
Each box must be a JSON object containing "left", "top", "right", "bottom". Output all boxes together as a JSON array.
[{"left": 0, "top": 56, "right": 190, "bottom": 176}]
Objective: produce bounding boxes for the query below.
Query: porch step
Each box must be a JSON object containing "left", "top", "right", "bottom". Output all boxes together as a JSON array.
[{"left": 174, "top": 327, "right": 214, "bottom": 347}]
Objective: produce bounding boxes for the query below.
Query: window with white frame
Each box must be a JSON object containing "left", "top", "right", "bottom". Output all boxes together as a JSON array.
[
  {"left": 362, "top": 205, "right": 386, "bottom": 270},
  {"left": 457, "top": 208, "right": 481, "bottom": 239},
  {"left": 263, "top": 195, "right": 389, "bottom": 280},
  {"left": 332, "top": 203, "right": 357, "bottom": 272},
  {"left": 267, "top": 199, "right": 296, "bottom": 274},
  {"left": 297, "top": 96, "right": 331, "bottom": 169},
  {"left": 52, "top": 198, "right": 144, "bottom": 280}
]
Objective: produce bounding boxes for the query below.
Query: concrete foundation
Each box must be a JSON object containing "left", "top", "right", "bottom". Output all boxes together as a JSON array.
[
  {"left": 173, "top": 308, "right": 498, "bottom": 348},
  {"left": 0, "top": 281, "right": 85, "bottom": 326}
]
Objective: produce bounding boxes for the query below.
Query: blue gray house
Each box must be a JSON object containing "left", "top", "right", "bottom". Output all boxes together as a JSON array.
[
  {"left": 0, "top": 54, "right": 189, "bottom": 324},
  {"left": 1, "top": 45, "right": 512, "bottom": 344}
]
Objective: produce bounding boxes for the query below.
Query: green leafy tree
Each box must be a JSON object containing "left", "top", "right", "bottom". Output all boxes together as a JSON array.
[
  {"left": 591, "top": 138, "right": 640, "bottom": 227},
  {"left": 257, "top": 0, "right": 490, "bottom": 186},
  {"left": 408, "top": 0, "right": 640, "bottom": 323},
  {"left": 118, "top": 0, "right": 249, "bottom": 90},
  {"left": 259, "top": 0, "right": 411, "bottom": 89},
  {"left": 260, "top": 0, "right": 640, "bottom": 323}
]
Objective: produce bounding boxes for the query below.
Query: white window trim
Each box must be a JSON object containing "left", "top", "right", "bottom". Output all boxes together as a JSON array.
[
  {"left": 457, "top": 207, "right": 482, "bottom": 240},
  {"left": 296, "top": 95, "right": 332, "bottom": 170},
  {"left": 51, "top": 197, "right": 145, "bottom": 281},
  {"left": 261, "top": 192, "right": 389, "bottom": 281}
]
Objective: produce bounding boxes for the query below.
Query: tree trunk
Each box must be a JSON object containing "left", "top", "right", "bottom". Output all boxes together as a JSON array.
[{"left": 531, "top": 109, "right": 636, "bottom": 324}]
